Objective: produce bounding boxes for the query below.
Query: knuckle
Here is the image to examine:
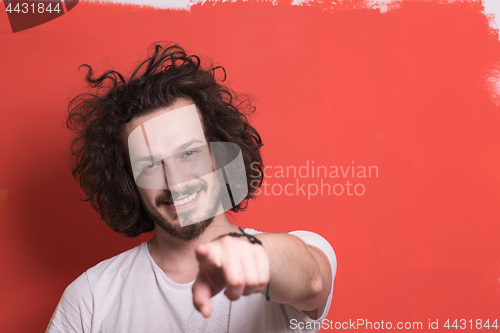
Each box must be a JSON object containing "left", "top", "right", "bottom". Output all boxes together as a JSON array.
[
  {"left": 258, "top": 275, "right": 269, "bottom": 286},
  {"left": 219, "top": 235, "right": 237, "bottom": 248},
  {"left": 226, "top": 277, "right": 244, "bottom": 288},
  {"left": 245, "top": 276, "right": 258, "bottom": 287}
]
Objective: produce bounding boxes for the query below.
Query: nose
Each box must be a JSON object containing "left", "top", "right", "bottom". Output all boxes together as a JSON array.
[{"left": 161, "top": 159, "right": 191, "bottom": 194}]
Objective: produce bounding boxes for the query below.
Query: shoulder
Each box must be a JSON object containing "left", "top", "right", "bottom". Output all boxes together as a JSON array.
[
  {"left": 85, "top": 243, "right": 146, "bottom": 281},
  {"left": 46, "top": 243, "right": 147, "bottom": 333},
  {"left": 80, "top": 242, "right": 149, "bottom": 298},
  {"left": 63, "top": 242, "right": 146, "bottom": 301},
  {"left": 46, "top": 272, "right": 93, "bottom": 333}
]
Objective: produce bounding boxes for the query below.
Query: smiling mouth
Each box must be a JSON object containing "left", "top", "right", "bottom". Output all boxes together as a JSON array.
[
  {"left": 164, "top": 190, "right": 201, "bottom": 211},
  {"left": 173, "top": 190, "right": 200, "bottom": 206}
]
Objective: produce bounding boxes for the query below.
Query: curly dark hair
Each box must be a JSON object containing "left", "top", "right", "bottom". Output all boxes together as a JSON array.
[{"left": 67, "top": 43, "right": 264, "bottom": 237}]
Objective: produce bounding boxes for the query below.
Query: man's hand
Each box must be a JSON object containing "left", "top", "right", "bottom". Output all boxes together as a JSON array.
[{"left": 192, "top": 235, "right": 270, "bottom": 318}]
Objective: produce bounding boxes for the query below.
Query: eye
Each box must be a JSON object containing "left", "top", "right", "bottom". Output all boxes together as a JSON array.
[
  {"left": 182, "top": 150, "right": 197, "bottom": 158},
  {"left": 141, "top": 162, "right": 161, "bottom": 172}
]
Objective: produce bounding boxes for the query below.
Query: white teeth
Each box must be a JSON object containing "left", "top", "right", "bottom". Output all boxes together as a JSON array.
[{"left": 173, "top": 191, "right": 199, "bottom": 206}]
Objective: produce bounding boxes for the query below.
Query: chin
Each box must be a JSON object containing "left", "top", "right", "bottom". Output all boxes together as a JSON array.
[
  {"left": 144, "top": 203, "right": 213, "bottom": 241},
  {"left": 157, "top": 216, "right": 214, "bottom": 241}
]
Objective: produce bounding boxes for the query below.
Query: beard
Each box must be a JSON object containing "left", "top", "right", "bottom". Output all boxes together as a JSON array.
[
  {"left": 144, "top": 177, "right": 225, "bottom": 241},
  {"left": 150, "top": 210, "right": 214, "bottom": 242},
  {"left": 144, "top": 198, "right": 215, "bottom": 241}
]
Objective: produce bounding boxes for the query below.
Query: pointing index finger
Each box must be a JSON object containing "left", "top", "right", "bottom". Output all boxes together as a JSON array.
[{"left": 195, "top": 243, "right": 222, "bottom": 268}]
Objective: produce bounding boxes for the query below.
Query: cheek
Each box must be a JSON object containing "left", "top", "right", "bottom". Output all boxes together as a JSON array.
[
  {"left": 137, "top": 188, "right": 159, "bottom": 205},
  {"left": 199, "top": 172, "right": 218, "bottom": 188}
]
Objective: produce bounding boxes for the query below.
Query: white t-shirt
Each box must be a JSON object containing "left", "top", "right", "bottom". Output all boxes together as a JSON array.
[{"left": 46, "top": 230, "right": 336, "bottom": 333}]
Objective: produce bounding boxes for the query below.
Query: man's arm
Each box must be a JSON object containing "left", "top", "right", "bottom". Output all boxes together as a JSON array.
[
  {"left": 258, "top": 232, "right": 333, "bottom": 319},
  {"left": 192, "top": 230, "right": 334, "bottom": 319}
]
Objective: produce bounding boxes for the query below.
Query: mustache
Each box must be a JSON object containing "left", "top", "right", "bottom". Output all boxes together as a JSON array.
[{"left": 155, "top": 181, "right": 207, "bottom": 206}]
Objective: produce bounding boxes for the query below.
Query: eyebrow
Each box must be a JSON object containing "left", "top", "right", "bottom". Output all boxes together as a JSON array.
[
  {"left": 132, "top": 139, "right": 205, "bottom": 165},
  {"left": 174, "top": 139, "right": 205, "bottom": 154},
  {"left": 132, "top": 156, "right": 159, "bottom": 165}
]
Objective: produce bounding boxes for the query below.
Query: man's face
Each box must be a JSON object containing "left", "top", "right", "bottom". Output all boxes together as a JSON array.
[{"left": 122, "top": 98, "right": 227, "bottom": 241}]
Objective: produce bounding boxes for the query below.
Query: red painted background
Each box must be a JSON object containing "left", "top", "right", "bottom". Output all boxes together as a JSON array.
[{"left": 1, "top": 0, "right": 499, "bottom": 331}]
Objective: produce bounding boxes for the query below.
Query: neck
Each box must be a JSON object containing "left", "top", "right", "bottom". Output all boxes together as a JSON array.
[{"left": 147, "top": 213, "right": 241, "bottom": 283}]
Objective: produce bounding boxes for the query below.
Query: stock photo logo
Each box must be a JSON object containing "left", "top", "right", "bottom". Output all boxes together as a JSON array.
[{"left": 3, "top": 0, "right": 78, "bottom": 33}]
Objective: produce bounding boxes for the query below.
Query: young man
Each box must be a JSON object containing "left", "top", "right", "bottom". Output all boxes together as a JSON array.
[{"left": 46, "top": 44, "right": 336, "bottom": 333}]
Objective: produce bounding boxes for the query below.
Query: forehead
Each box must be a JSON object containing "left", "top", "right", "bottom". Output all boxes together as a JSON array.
[{"left": 123, "top": 100, "right": 207, "bottom": 154}]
